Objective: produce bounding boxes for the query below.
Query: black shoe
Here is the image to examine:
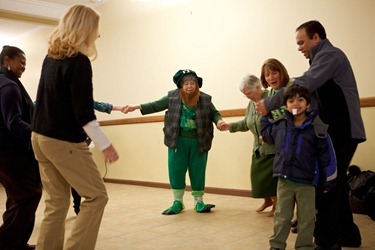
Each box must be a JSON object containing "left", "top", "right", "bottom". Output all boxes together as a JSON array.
[
  {"left": 291, "top": 219, "right": 298, "bottom": 227},
  {"left": 291, "top": 219, "right": 298, "bottom": 234},
  {"left": 338, "top": 240, "right": 361, "bottom": 248},
  {"left": 22, "top": 244, "right": 36, "bottom": 250},
  {"left": 338, "top": 223, "right": 361, "bottom": 248},
  {"left": 270, "top": 248, "right": 281, "bottom": 250},
  {"left": 315, "top": 243, "right": 341, "bottom": 250}
]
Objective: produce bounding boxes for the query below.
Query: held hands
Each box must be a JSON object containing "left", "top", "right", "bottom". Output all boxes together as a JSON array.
[
  {"left": 216, "top": 120, "right": 229, "bottom": 131},
  {"left": 123, "top": 105, "right": 141, "bottom": 114},
  {"left": 103, "top": 144, "right": 119, "bottom": 164},
  {"left": 112, "top": 105, "right": 128, "bottom": 114}
]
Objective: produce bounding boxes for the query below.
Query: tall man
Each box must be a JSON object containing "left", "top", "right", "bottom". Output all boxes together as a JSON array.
[{"left": 256, "top": 20, "right": 366, "bottom": 250}]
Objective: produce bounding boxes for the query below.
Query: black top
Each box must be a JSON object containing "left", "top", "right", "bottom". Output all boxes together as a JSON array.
[
  {"left": 0, "top": 68, "right": 33, "bottom": 155},
  {"left": 32, "top": 53, "right": 96, "bottom": 142}
]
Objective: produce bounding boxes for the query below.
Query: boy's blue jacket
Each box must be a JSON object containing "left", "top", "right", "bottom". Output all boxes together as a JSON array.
[{"left": 260, "top": 110, "right": 337, "bottom": 191}]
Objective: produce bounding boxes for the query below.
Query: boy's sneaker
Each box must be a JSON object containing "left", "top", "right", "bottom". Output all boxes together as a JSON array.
[
  {"left": 195, "top": 201, "right": 215, "bottom": 213},
  {"left": 162, "top": 200, "right": 184, "bottom": 215}
]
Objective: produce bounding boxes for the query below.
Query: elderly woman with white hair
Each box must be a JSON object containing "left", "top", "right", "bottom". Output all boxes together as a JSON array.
[{"left": 222, "top": 74, "right": 277, "bottom": 217}]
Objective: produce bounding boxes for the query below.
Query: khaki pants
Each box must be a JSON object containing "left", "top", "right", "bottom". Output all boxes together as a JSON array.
[
  {"left": 31, "top": 132, "right": 108, "bottom": 250},
  {"left": 270, "top": 180, "right": 316, "bottom": 250}
]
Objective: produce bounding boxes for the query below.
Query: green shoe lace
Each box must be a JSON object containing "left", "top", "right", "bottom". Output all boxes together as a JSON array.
[
  {"left": 162, "top": 200, "right": 184, "bottom": 215},
  {"left": 195, "top": 201, "right": 215, "bottom": 213}
]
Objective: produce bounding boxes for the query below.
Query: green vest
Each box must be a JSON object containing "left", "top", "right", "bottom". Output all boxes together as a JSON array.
[{"left": 164, "top": 90, "right": 214, "bottom": 154}]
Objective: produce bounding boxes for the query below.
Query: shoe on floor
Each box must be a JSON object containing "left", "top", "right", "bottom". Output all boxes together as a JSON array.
[
  {"left": 291, "top": 219, "right": 298, "bottom": 234},
  {"left": 338, "top": 238, "right": 361, "bottom": 248},
  {"left": 315, "top": 243, "right": 341, "bottom": 250},
  {"left": 162, "top": 200, "right": 184, "bottom": 215},
  {"left": 22, "top": 244, "right": 36, "bottom": 250},
  {"left": 195, "top": 201, "right": 215, "bottom": 213},
  {"left": 291, "top": 219, "right": 298, "bottom": 227},
  {"left": 74, "top": 206, "right": 80, "bottom": 215}
]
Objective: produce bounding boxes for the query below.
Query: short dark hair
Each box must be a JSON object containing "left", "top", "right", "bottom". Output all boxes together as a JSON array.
[
  {"left": 283, "top": 84, "right": 311, "bottom": 105},
  {"left": 0, "top": 45, "right": 25, "bottom": 66},
  {"left": 296, "top": 20, "right": 327, "bottom": 40}
]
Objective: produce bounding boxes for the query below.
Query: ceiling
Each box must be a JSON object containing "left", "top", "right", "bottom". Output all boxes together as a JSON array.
[{"left": 0, "top": 0, "right": 110, "bottom": 44}]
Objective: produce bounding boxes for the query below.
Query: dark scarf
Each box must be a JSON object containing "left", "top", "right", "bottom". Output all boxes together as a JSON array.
[{"left": 0, "top": 67, "right": 34, "bottom": 123}]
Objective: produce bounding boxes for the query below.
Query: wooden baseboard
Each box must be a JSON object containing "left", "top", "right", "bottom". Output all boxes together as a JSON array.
[{"left": 104, "top": 178, "right": 252, "bottom": 197}]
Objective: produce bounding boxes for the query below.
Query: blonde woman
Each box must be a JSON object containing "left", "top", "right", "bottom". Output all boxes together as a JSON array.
[{"left": 31, "top": 5, "right": 118, "bottom": 250}]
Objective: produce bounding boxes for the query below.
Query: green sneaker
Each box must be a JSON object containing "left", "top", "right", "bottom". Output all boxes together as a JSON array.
[
  {"left": 195, "top": 201, "right": 215, "bottom": 213},
  {"left": 162, "top": 200, "right": 184, "bottom": 215}
]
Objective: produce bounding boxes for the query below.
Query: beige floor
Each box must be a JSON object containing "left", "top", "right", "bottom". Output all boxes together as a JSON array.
[{"left": 1, "top": 183, "right": 374, "bottom": 250}]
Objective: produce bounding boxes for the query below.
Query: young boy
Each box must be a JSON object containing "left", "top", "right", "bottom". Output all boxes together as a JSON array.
[
  {"left": 124, "top": 69, "right": 225, "bottom": 215},
  {"left": 260, "top": 84, "right": 337, "bottom": 250}
]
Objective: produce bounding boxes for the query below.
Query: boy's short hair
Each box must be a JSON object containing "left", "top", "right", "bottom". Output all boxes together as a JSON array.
[{"left": 283, "top": 84, "right": 311, "bottom": 105}]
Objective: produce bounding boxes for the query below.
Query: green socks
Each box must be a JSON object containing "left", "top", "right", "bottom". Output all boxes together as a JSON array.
[{"left": 161, "top": 190, "right": 215, "bottom": 214}]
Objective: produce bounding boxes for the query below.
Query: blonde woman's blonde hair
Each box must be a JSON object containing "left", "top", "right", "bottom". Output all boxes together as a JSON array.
[{"left": 48, "top": 5, "right": 100, "bottom": 60}]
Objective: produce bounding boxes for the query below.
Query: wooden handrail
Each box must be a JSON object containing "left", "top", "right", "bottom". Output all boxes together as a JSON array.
[{"left": 99, "top": 96, "right": 375, "bottom": 126}]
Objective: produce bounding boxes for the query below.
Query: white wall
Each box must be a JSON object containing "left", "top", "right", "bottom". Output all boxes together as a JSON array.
[
  {"left": 3, "top": 0, "right": 375, "bottom": 191},
  {"left": 91, "top": 0, "right": 375, "bottom": 122},
  {"left": 9, "top": 0, "right": 375, "bottom": 116}
]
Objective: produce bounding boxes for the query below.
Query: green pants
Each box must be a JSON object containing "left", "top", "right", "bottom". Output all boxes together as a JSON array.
[
  {"left": 168, "top": 136, "right": 208, "bottom": 193},
  {"left": 270, "top": 179, "right": 316, "bottom": 250}
]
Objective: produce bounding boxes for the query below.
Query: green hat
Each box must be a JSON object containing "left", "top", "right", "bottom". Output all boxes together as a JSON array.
[{"left": 173, "top": 69, "right": 203, "bottom": 88}]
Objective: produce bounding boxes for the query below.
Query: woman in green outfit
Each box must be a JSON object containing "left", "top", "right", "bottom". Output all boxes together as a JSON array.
[
  {"left": 124, "top": 69, "right": 226, "bottom": 215},
  {"left": 260, "top": 58, "right": 290, "bottom": 121},
  {"left": 222, "top": 74, "right": 277, "bottom": 217}
]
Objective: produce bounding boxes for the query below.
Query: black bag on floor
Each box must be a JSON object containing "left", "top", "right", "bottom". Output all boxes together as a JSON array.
[{"left": 348, "top": 165, "right": 375, "bottom": 220}]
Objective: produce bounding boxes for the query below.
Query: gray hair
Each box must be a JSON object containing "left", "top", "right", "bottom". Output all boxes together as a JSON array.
[{"left": 239, "top": 74, "right": 261, "bottom": 91}]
